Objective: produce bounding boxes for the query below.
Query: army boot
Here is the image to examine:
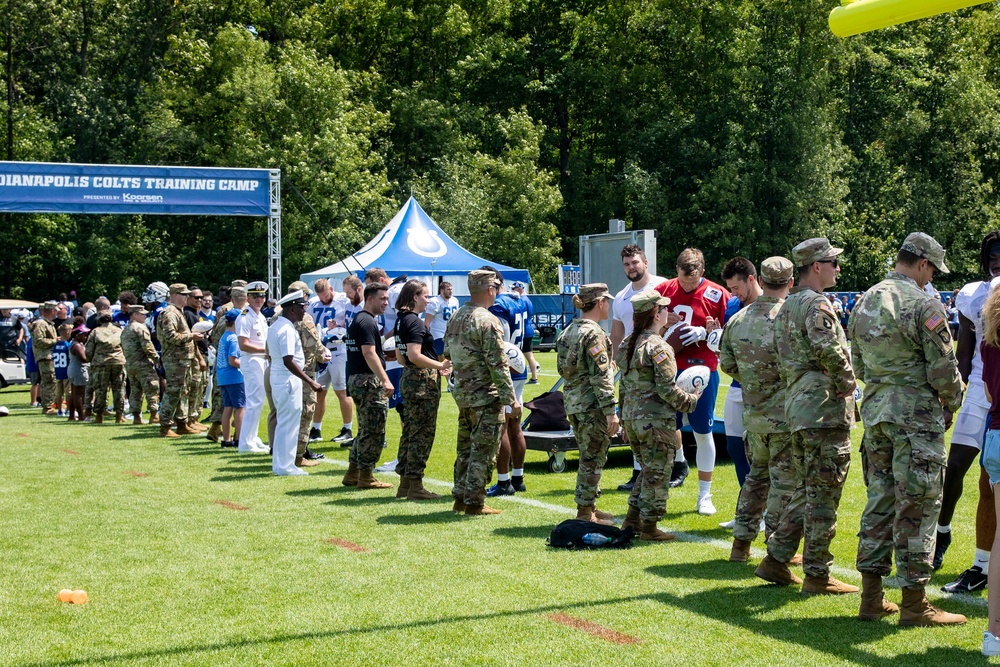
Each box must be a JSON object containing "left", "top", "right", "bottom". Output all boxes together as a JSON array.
[
  {"left": 187, "top": 418, "right": 206, "bottom": 433},
  {"left": 174, "top": 421, "right": 195, "bottom": 435},
  {"left": 407, "top": 478, "right": 442, "bottom": 501},
  {"left": 465, "top": 504, "right": 502, "bottom": 516},
  {"left": 621, "top": 505, "right": 641, "bottom": 532},
  {"left": 639, "top": 519, "right": 675, "bottom": 542},
  {"left": 593, "top": 507, "right": 614, "bottom": 522},
  {"left": 149, "top": 409, "right": 159, "bottom": 423},
  {"left": 132, "top": 413, "right": 144, "bottom": 425},
  {"left": 295, "top": 456, "right": 320, "bottom": 468},
  {"left": 206, "top": 422, "right": 222, "bottom": 442},
  {"left": 395, "top": 476, "right": 411, "bottom": 498},
  {"left": 357, "top": 470, "right": 392, "bottom": 490},
  {"left": 159, "top": 423, "right": 180, "bottom": 438},
  {"left": 899, "top": 586, "right": 967, "bottom": 626},
  {"left": 115, "top": 412, "right": 126, "bottom": 424},
  {"left": 94, "top": 411, "right": 104, "bottom": 424},
  {"left": 730, "top": 538, "right": 752, "bottom": 563},
  {"left": 452, "top": 498, "right": 467, "bottom": 513},
  {"left": 576, "top": 505, "right": 613, "bottom": 526},
  {"left": 858, "top": 573, "right": 899, "bottom": 621},
  {"left": 802, "top": 575, "right": 859, "bottom": 596},
  {"left": 755, "top": 554, "right": 802, "bottom": 586},
  {"left": 341, "top": 463, "right": 360, "bottom": 487}
]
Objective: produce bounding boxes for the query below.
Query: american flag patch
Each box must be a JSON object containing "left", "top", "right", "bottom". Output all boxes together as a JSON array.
[
  {"left": 588, "top": 344, "right": 604, "bottom": 357},
  {"left": 818, "top": 300, "right": 835, "bottom": 317},
  {"left": 653, "top": 351, "right": 668, "bottom": 365},
  {"left": 924, "top": 313, "right": 944, "bottom": 331}
]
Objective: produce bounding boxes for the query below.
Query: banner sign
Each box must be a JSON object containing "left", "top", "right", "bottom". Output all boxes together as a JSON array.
[{"left": 0, "top": 162, "right": 272, "bottom": 216}]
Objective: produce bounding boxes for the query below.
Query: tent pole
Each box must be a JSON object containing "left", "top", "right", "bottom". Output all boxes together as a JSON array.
[{"left": 268, "top": 169, "right": 282, "bottom": 295}]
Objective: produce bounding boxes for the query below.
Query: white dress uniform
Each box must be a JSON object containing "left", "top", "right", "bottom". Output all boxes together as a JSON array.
[
  {"left": 236, "top": 294, "right": 270, "bottom": 453},
  {"left": 268, "top": 299, "right": 306, "bottom": 475}
]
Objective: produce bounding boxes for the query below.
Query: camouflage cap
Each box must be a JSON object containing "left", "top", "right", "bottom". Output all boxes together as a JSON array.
[
  {"left": 760, "top": 256, "right": 794, "bottom": 285},
  {"left": 630, "top": 289, "right": 670, "bottom": 313},
  {"left": 41, "top": 300, "right": 58, "bottom": 310},
  {"left": 792, "top": 238, "right": 844, "bottom": 268},
  {"left": 901, "top": 232, "right": 950, "bottom": 274},
  {"left": 579, "top": 283, "right": 613, "bottom": 303},
  {"left": 230, "top": 279, "right": 248, "bottom": 288},
  {"left": 230, "top": 286, "right": 247, "bottom": 298},
  {"left": 128, "top": 304, "right": 148, "bottom": 315},
  {"left": 169, "top": 283, "right": 191, "bottom": 295},
  {"left": 468, "top": 269, "right": 501, "bottom": 289},
  {"left": 287, "top": 280, "right": 312, "bottom": 297}
]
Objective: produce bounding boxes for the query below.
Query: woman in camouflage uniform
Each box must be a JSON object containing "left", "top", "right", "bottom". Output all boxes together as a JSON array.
[
  {"left": 84, "top": 313, "right": 127, "bottom": 424},
  {"left": 615, "top": 290, "right": 700, "bottom": 541}
]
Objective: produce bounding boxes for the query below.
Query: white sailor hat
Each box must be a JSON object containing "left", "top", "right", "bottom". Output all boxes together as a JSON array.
[
  {"left": 277, "top": 290, "right": 307, "bottom": 307},
  {"left": 246, "top": 280, "right": 269, "bottom": 295}
]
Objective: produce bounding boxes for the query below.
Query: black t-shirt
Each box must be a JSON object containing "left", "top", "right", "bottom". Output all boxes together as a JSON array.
[
  {"left": 395, "top": 311, "right": 437, "bottom": 364},
  {"left": 347, "top": 310, "right": 384, "bottom": 375},
  {"left": 184, "top": 306, "right": 209, "bottom": 354}
]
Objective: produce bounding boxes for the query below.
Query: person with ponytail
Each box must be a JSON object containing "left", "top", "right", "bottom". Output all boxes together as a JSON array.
[
  {"left": 556, "top": 283, "right": 619, "bottom": 525},
  {"left": 615, "top": 290, "right": 701, "bottom": 541}
]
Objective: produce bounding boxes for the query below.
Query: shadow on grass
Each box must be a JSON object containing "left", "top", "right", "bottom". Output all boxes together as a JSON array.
[
  {"left": 645, "top": 561, "right": 757, "bottom": 582},
  {"left": 376, "top": 510, "right": 464, "bottom": 525},
  {"left": 285, "top": 486, "right": 356, "bottom": 497},
  {"left": 492, "top": 524, "right": 553, "bottom": 539},
  {"left": 209, "top": 472, "right": 274, "bottom": 482},
  {"left": 324, "top": 495, "right": 401, "bottom": 507}
]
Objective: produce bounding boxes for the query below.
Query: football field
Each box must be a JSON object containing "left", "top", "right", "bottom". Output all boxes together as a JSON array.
[{"left": 0, "top": 354, "right": 988, "bottom": 666}]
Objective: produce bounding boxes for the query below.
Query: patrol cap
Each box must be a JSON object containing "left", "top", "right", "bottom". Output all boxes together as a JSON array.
[
  {"left": 792, "top": 238, "right": 844, "bottom": 268},
  {"left": 169, "top": 283, "right": 191, "bottom": 295},
  {"left": 230, "top": 286, "right": 247, "bottom": 299},
  {"left": 41, "top": 300, "right": 58, "bottom": 310},
  {"left": 901, "top": 232, "right": 950, "bottom": 274},
  {"left": 246, "top": 280, "right": 268, "bottom": 295},
  {"left": 579, "top": 283, "right": 613, "bottom": 302},
  {"left": 468, "top": 270, "right": 501, "bottom": 289},
  {"left": 287, "top": 280, "right": 312, "bottom": 297},
  {"left": 760, "top": 256, "right": 794, "bottom": 286},
  {"left": 230, "top": 279, "right": 248, "bottom": 288},
  {"left": 278, "top": 290, "right": 307, "bottom": 307},
  {"left": 630, "top": 289, "right": 670, "bottom": 313},
  {"left": 128, "top": 305, "right": 149, "bottom": 315},
  {"left": 224, "top": 309, "right": 241, "bottom": 323}
]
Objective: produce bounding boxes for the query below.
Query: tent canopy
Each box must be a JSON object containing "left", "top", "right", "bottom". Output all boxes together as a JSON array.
[{"left": 299, "top": 197, "right": 530, "bottom": 295}]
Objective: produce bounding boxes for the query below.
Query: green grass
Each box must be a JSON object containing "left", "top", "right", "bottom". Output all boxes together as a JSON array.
[{"left": 0, "top": 350, "right": 989, "bottom": 666}]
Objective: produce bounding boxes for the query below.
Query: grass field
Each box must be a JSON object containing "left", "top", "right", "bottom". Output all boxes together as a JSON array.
[{"left": 0, "top": 351, "right": 991, "bottom": 666}]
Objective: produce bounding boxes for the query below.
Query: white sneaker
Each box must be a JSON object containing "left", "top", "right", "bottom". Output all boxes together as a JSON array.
[
  {"left": 985, "top": 632, "right": 1000, "bottom": 657},
  {"left": 718, "top": 518, "right": 736, "bottom": 529},
  {"left": 274, "top": 467, "right": 308, "bottom": 476},
  {"left": 760, "top": 519, "right": 766, "bottom": 533},
  {"left": 698, "top": 494, "right": 717, "bottom": 516},
  {"left": 375, "top": 459, "right": 398, "bottom": 473}
]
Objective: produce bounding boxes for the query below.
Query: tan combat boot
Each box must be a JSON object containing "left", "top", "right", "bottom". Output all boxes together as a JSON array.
[
  {"left": 159, "top": 423, "right": 180, "bottom": 438},
  {"left": 187, "top": 418, "right": 207, "bottom": 433},
  {"left": 132, "top": 413, "right": 144, "bottom": 425},
  {"left": 755, "top": 554, "right": 802, "bottom": 586},
  {"left": 115, "top": 412, "right": 126, "bottom": 424},
  {"left": 295, "top": 456, "right": 320, "bottom": 468},
  {"left": 802, "top": 574, "right": 859, "bottom": 596},
  {"left": 357, "top": 470, "right": 392, "bottom": 490},
  {"left": 341, "top": 462, "right": 360, "bottom": 487},
  {"left": 149, "top": 409, "right": 159, "bottom": 423},
  {"left": 174, "top": 421, "right": 195, "bottom": 435},
  {"left": 452, "top": 498, "right": 467, "bottom": 513},
  {"left": 593, "top": 507, "right": 614, "bottom": 522},
  {"left": 465, "top": 504, "right": 502, "bottom": 516},
  {"left": 621, "top": 505, "right": 641, "bottom": 532},
  {"left": 94, "top": 411, "right": 104, "bottom": 424},
  {"left": 395, "top": 476, "right": 412, "bottom": 498},
  {"left": 858, "top": 573, "right": 899, "bottom": 621},
  {"left": 899, "top": 586, "right": 967, "bottom": 626},
  {"left": 576, "top": 505, "right": 613, "bottom": 526},
  {"left": 639, "top": 519, "right": 675, "bottom": 542},
  {"left": 206, "top": 422, "right": 222, "bottom": 442},
  {"left": 730, "top": 538, "right": 752, "bottom": 563},
  {"left": 407, "top": 478, "right": 442, "bottom": 501}
]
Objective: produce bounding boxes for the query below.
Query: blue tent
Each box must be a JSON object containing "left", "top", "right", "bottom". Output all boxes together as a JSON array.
[{"left": 299, "top": 197, "right": 530, "bottom": 294}]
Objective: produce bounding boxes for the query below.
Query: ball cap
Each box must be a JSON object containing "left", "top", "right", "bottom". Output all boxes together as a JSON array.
[
  {"left": 287, "top": 280, "right": 313, "bottom": 297},
  {"left": 901, "top": 232, "right": 949, "bottom": 274},
  {"left": 578, "top": 283, "right": 613, "bottom": 303},
  {"left": 468, "top": 269, "right": 501, "bottom": 289},
  {"left": 224, "top": 309, "right": 241, "bottom": 323},
  {"left": 169, "top": 283, "right": 191, "bottom": 296},
  {"left": 246, "top": 280, "right": 269, "bottom": 295},
  {"left": 630, "top": 289, "right": 670, "bottom": 313},
  {"left": 278, "top": 290, "right": 307, "bottom": 307},
  {"left": 792, "top": 238, "right": 844, "bottom": 268},
  {"left": 760, "top": 256, "right": 795, "bottom": 285}
]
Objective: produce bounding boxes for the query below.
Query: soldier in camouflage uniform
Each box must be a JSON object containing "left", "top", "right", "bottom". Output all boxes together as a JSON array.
[
  {"left": 556, "top": 283, "right": 619, "bottom": 525},
  {"left": 157, "top": 284, "right": 203, "bottom": 437},
  {"left": 719, "top": 257, "right": 797, "bottom": 563},
  {"left": 85, "top": 313, "right": 127, "bottom": 423},
  {"left": 851, "top": 233, "right": 966, "bottom": 626},
  {"left": 121, "top": 305, "right": 161, "bottom": 424},
  {"left": 207, "top": 281, "right": 248, "bottom": 441},
  {"left": 443, "top": 270, "right": 517, "bottom": 516},
  {"left": 768, "top": 238, "right": 859, "bottom": 595},
  {"left": 614, "top": 290, "right": 700, "bottom": 541},
  {"left": 31, "top": 302, "right": 59, "bottom": 414}
]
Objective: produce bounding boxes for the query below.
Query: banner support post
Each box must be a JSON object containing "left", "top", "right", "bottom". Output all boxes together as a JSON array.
[{"left": 268, "top": 169, "right": 282, "bottom": 296}]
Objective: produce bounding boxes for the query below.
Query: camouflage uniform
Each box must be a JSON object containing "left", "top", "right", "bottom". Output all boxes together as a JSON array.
[
  {"left": 121, "top": 319, "right": 160, "bottom": 415},
  {"left": 157, "top": 302, "right": 194, "bottom": 427},
  {"left": 348, "top": 374, "right": 388, "bottom": 471},
  {"left": 851, "top": 267, "right": 963, "bottom": 587},
  {"left": 557, "top": 315, "right": 617, "bottom": 506},
  {"left": 443, "top": 290, "right": 516, "bottom": 507},
  {"left": 85, "top": 323, "right": 126, "bottom": 415},
  {"left": 615, "top": 331, "right": 698, "bottom": 521},
  {"left": 398, "top": 366, "right": 440, "bottom": 478},
  {"left": 718, "top": 266, "right": 795, "bottom": 543},
  {"left": 296, "top": 311, "right": 323, "bottom": 458},
  {"left": 772, "top": 280, "right": 856, "bottom": 579},
  {"left": 30, "top": 314, "right": 58, "bottom": 410}
]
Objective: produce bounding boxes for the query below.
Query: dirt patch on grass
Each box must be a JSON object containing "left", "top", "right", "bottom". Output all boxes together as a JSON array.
[
  {"left": 16, "top": 432, "right": 29, "bottom": 438},
  {"left": 323, "top": 537, "right": 370, "bottom": 553},
  {"left": 62, "top": 449, "right": 80, "bottom": 455},
  {"left": 214, "top": 500, "right": 249, "bottom": 511},
  {"left": 545, "top": 613, "right": 640, "bottom": 645},
  {"left": 125, "top": 471, "right": 149, "bottom": 478}
]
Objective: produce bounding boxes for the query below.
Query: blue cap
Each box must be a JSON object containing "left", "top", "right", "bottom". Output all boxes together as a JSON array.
[{"left": 224, "top": 309, "right": 240, "bottom": 323}]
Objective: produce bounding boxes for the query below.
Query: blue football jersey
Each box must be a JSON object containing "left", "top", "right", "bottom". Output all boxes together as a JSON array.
[
  {"left": 489, "top": 293, "right": 529, "bottom": 381},
  {"left": 723, "top": 295, "right": 743, "bottom": 390},
  {"left": 53, "top": 340, "right": 70, "bottom": 380}
]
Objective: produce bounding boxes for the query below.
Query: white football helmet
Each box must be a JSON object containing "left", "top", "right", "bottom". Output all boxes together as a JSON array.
[
  {"left": 503, "top": 341, "right": 527, "bottom": 375},
  {"left": 142, "top": 281, "right": 169, "bottom": 304},
  {"left": 323, "top": 327, "right": 347, "bottom": 350}
]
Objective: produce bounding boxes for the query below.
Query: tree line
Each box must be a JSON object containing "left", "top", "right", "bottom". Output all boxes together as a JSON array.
[{"left": 3, "top": 0, "right": 998, "bottom": 298}]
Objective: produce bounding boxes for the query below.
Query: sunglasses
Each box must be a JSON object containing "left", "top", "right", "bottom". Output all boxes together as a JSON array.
[
  {"left": 817, "top": 258, "right": 839, "bottom": 268},
  {"left": 249, "top": 293, "right": 267, "bottom": 298}
]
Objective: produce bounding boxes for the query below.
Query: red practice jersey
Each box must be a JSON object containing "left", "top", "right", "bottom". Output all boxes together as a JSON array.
[{"left": 655, "top": 278, "right": 730, "bottom": 371}]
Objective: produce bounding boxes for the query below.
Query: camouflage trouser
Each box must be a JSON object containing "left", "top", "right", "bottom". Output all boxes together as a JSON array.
[
  {"left": 569, "top": 411, "right": 611, "bottom": 506},
  {"left": 398, "top": 367, "right": 440, "bottom": 478},
  {"left": 624, "top": 419, "right": 677, "bottom": 522},
  {"left": 768, "top": 428, "right": 851, "bottom": 578},
  {"left": 453, "top": 402, "right": 505, "bottom": 506},
  {"left": 348, "top": 374, "right": 388, "bottom": 472},
  {"left": 297, "top": 370, "right": 318, "bottom": 458},
  {"left": 91, "top": 364, "right": 125, "bottom": 415},
  {"left": 209, "top": 367, "right": 225, "bottom": 424},
  {"left": 160, "top": 355, "right": 192, "bottom": 426},
  {"left": 187, "top": 359, "right": 207, "bottom": 420},
  {"left": 856, "top": 422, "right": 945, "bottom": 587},
  {"left": 127, "top": 363, "right": 160, "bottom": 414},
  {"left": 733, "top": 431, "right": 795, "bottom": 542},
  {"left": 36, "top": 358, "right": 56, "bottom": 409}
]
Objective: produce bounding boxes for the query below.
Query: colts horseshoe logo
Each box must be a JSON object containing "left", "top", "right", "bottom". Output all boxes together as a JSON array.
[{"left": 406, "top": 227, "right": 448, "bottom": 258}]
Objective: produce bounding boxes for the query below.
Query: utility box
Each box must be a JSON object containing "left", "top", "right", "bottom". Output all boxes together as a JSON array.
[{"left": 578, "top": 229, "right": 658, "bottom": 332}]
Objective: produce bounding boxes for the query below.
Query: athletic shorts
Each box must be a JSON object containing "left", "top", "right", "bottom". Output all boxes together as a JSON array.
[
  {"left": 521, "top": 337, "right": 533, "bottom": 354},
  {"left": 387, "top": 366, "right": 404, "bottom": 409},
  {"left": 29, "top": 371, "right": 40, "bottom": 385},
  {"left": 316, "top": 356, "right": 346, "bottom": 392},
  {"left": 676, "top": 369, "right": 719, "bottom": 434},
  {"left": 433, "top": 338, "right": 445, "bottom": 356},
  {"left": 723, "top": 385, "right": 744, "bottom": 438},
  {"left": 220, "top": 382, "right": 246, "bottom": 409},
  {"left": 953, "top": 401, "right": 989, "bottom": 450},
  {"left": 983, "top": 430, "right": 1000, "bottom": 487},
  {"left": 504, "top": 378, "right": 527, "bottom": 414}
]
